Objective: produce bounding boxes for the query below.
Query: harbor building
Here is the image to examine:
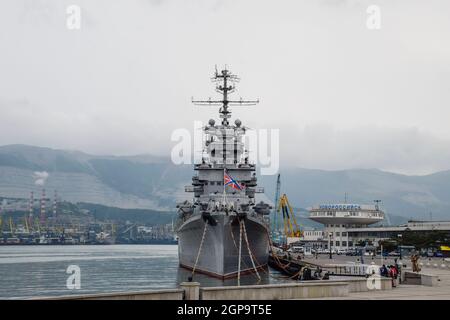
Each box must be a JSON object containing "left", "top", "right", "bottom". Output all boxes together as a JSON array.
[
  {"left": 346, "top": 220, "right": 450, "bottom": 248},
  {"left": 308, "top": 204, "right": 385, "bottom": 250},
  {"left": 306, "top": 204, "right": 450, "bottom": 251}
]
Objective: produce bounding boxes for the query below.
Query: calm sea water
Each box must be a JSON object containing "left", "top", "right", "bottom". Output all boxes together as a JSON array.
[{"left": 0, "top": 245, "right": 289, "bottom": 299}]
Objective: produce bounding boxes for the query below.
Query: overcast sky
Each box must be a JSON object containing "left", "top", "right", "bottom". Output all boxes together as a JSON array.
[{"left": 1, "top": 0, "right": 449, "bottom": 175}]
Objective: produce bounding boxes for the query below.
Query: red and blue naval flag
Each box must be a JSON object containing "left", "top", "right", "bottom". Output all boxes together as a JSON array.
[{"left": 224, "top": 169, "right": 244, "bottom": 191}]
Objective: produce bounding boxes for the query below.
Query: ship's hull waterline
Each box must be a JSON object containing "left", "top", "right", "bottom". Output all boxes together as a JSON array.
[{"left": 177, "top": 214, "right": 269, "bottom": 279}]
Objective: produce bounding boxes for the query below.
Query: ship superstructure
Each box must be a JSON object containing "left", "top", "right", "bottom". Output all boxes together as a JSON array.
[{"left": 176, "top": 68, "right": 271, "bottom": 279}]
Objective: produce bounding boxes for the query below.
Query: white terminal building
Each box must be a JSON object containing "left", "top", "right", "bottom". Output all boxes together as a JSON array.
[
  {"left": 307, "top": 203, "right": 384, "bottom": 250},
  {"left": 302, "top": 204, "right": 450, "bottom": 251}
]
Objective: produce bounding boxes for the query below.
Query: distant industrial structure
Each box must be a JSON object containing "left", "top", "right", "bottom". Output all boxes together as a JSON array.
[{"left": 0, "top": 191, "right": 177, "bottom": 245}]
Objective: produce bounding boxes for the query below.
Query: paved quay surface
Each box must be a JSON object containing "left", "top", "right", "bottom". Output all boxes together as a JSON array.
[
  {"left": 284, "top": 254, "right": 450, "bottom": 300},
  {"left": 315, "top": 284, "right": 450, "bottom": 300},
  {"left": 309, "top": 266, "right": 450, "bottom": 300}
]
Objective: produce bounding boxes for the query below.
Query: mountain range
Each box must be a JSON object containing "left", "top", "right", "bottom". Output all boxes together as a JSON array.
[{"left": 1, "top": 144, "right": 449, "bottom": 222}]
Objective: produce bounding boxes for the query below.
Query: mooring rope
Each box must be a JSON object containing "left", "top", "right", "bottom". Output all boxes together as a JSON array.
[
  {"left": 242, "top": 223, "right": 271, "bottom": 275},
  {"left": 232, "top": 218, "right": 278, "bottom": 279},
  {"left": 229, "top": 219, "right": 257, "bottom": 276},
  {"left": 230, "top": 218, "right": 267, "bottom": 278},
  {"left": 266, "top": 231, "right": 284, "bottom": 265},
  {"left": 241, "top": 219, "right": 261, "bottom": 281},
  {"left": 265, "top": 229, "right": 319, "bottom": 279},
  {"left": 290, "top": 266, "right": 305, "bottom": 280},
  {"left": 230, "top": 215, "right": 309, "bottom": 282},
  {"left": 237, "top": 220, "right": 243, "bottom": 286},
  {"left": 191, "top": 221, "right": 208, "bottom": 278},
  {"left": 265, "top": 228, "right": 296, "bottom": 271}
]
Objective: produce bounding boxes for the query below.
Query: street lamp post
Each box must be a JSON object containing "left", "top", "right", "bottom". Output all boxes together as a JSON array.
[
  {"left": 329, "top": 232, "right": 333, "bottom": 260},
  {"left": 398, "top": 234, "right": 403, "bottom": 260}
]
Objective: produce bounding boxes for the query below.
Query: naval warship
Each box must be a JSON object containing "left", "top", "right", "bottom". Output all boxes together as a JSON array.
[{"left": 176, "top": 68, "right": 272, "bottom": 279}]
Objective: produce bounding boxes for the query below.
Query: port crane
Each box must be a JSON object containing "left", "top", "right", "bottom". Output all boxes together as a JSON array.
[
  {"left": 272, "top": 174, "right": 281, "bottom": 233},
  {"left": 24, "top": 215, "right": 30, "bottom": 234},
  {"left": 9, "top": 217, "right": 14, "bottom": 236},
  {"left": 278, "top": 194, "right": 301, "bottom": 238}
]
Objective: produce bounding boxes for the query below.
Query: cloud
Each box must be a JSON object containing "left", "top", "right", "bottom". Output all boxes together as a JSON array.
[
  {"left": 0, "top": 0, "right": 450, "bottom": 175},
  {"left": 280, "top": 125, "right": 450, "bottom": 175},
  {"left": 33, "top": 171, "right": 49, "bottom": 186}
]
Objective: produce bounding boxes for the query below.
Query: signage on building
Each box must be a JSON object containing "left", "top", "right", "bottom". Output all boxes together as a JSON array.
[{"left": 318, "top": 204, "right": 361, "bottom": 210}]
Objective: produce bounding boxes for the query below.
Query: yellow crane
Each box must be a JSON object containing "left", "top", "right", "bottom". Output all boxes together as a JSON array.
[
  {"left": 277, "top": 194, "right": 302, "bottom": 238},
  {"left": 9, "top": 217, "right": 14, "bottom": 236},
  {"left": 24, "top": 215, "right": 30, "bottom": 233}
]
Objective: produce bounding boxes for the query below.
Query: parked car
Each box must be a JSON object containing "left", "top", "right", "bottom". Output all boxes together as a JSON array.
[
  {"left": 435, "top": 251, "right": 444, "bottom": 258},
  {"left": 346, "top": 249, "right": 361, "bottom": 256},
  {"left": 288, "top": 246, "right": 304, "bottom": 253},
  {"left": 388, "top": 251, "right": 400, "bottom": 257},
  {"left": 337, "top": 249, "right": 347, "bottom": 255}
]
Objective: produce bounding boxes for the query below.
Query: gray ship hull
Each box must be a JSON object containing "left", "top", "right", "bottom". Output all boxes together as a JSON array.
[{"left": 177, "top": 214, "right": 269, "bottom": 279}]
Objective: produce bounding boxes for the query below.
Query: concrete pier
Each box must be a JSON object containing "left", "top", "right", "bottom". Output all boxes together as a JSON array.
[
  {"left": 37, "top": 278, "right": 393, "bottom": 300},
  {"left": 201, "top": 282, "right": 350, "bottom": 300},
  {"left": 38, "top": 288, "right": 185, "bottom": 300},
  {"left": 180, "top": 282, "right": 200, "bottom": 300}
]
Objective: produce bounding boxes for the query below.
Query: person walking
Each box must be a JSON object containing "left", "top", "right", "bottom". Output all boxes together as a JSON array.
[
  {"left": 394, "top": 264, "right": 399, "bottom": 286},
  {"left": 411, "top": 254, "right": 421, "bottom": 273},
  {"left": 389, "top": 264, "right": 397, "bottom": 287},
  {"left": 380, "top": 264, "right": 387, "bottom": 277}
]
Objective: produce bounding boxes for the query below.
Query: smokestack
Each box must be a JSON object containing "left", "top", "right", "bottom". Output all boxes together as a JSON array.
[
  {"left": 53, "top": 190, "right": 57, "bottom": 219},
  {"left": 29, "top": 191, "right": 34, "bottom": 226},
  {"left": 40, "top": 188, "right": 46, "bottom": 225},
  {"left": 29, "top": 191, "right": 34, "bottom": 217}
]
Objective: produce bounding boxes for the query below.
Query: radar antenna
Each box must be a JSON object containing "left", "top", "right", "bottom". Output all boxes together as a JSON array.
[{"left": 192, "top": 67, "right": 259, "bottom": 126}]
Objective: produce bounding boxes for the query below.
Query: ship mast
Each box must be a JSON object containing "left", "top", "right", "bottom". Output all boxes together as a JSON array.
[{"left": 192, "top": 67, "right": 259, "bottom": 126}]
